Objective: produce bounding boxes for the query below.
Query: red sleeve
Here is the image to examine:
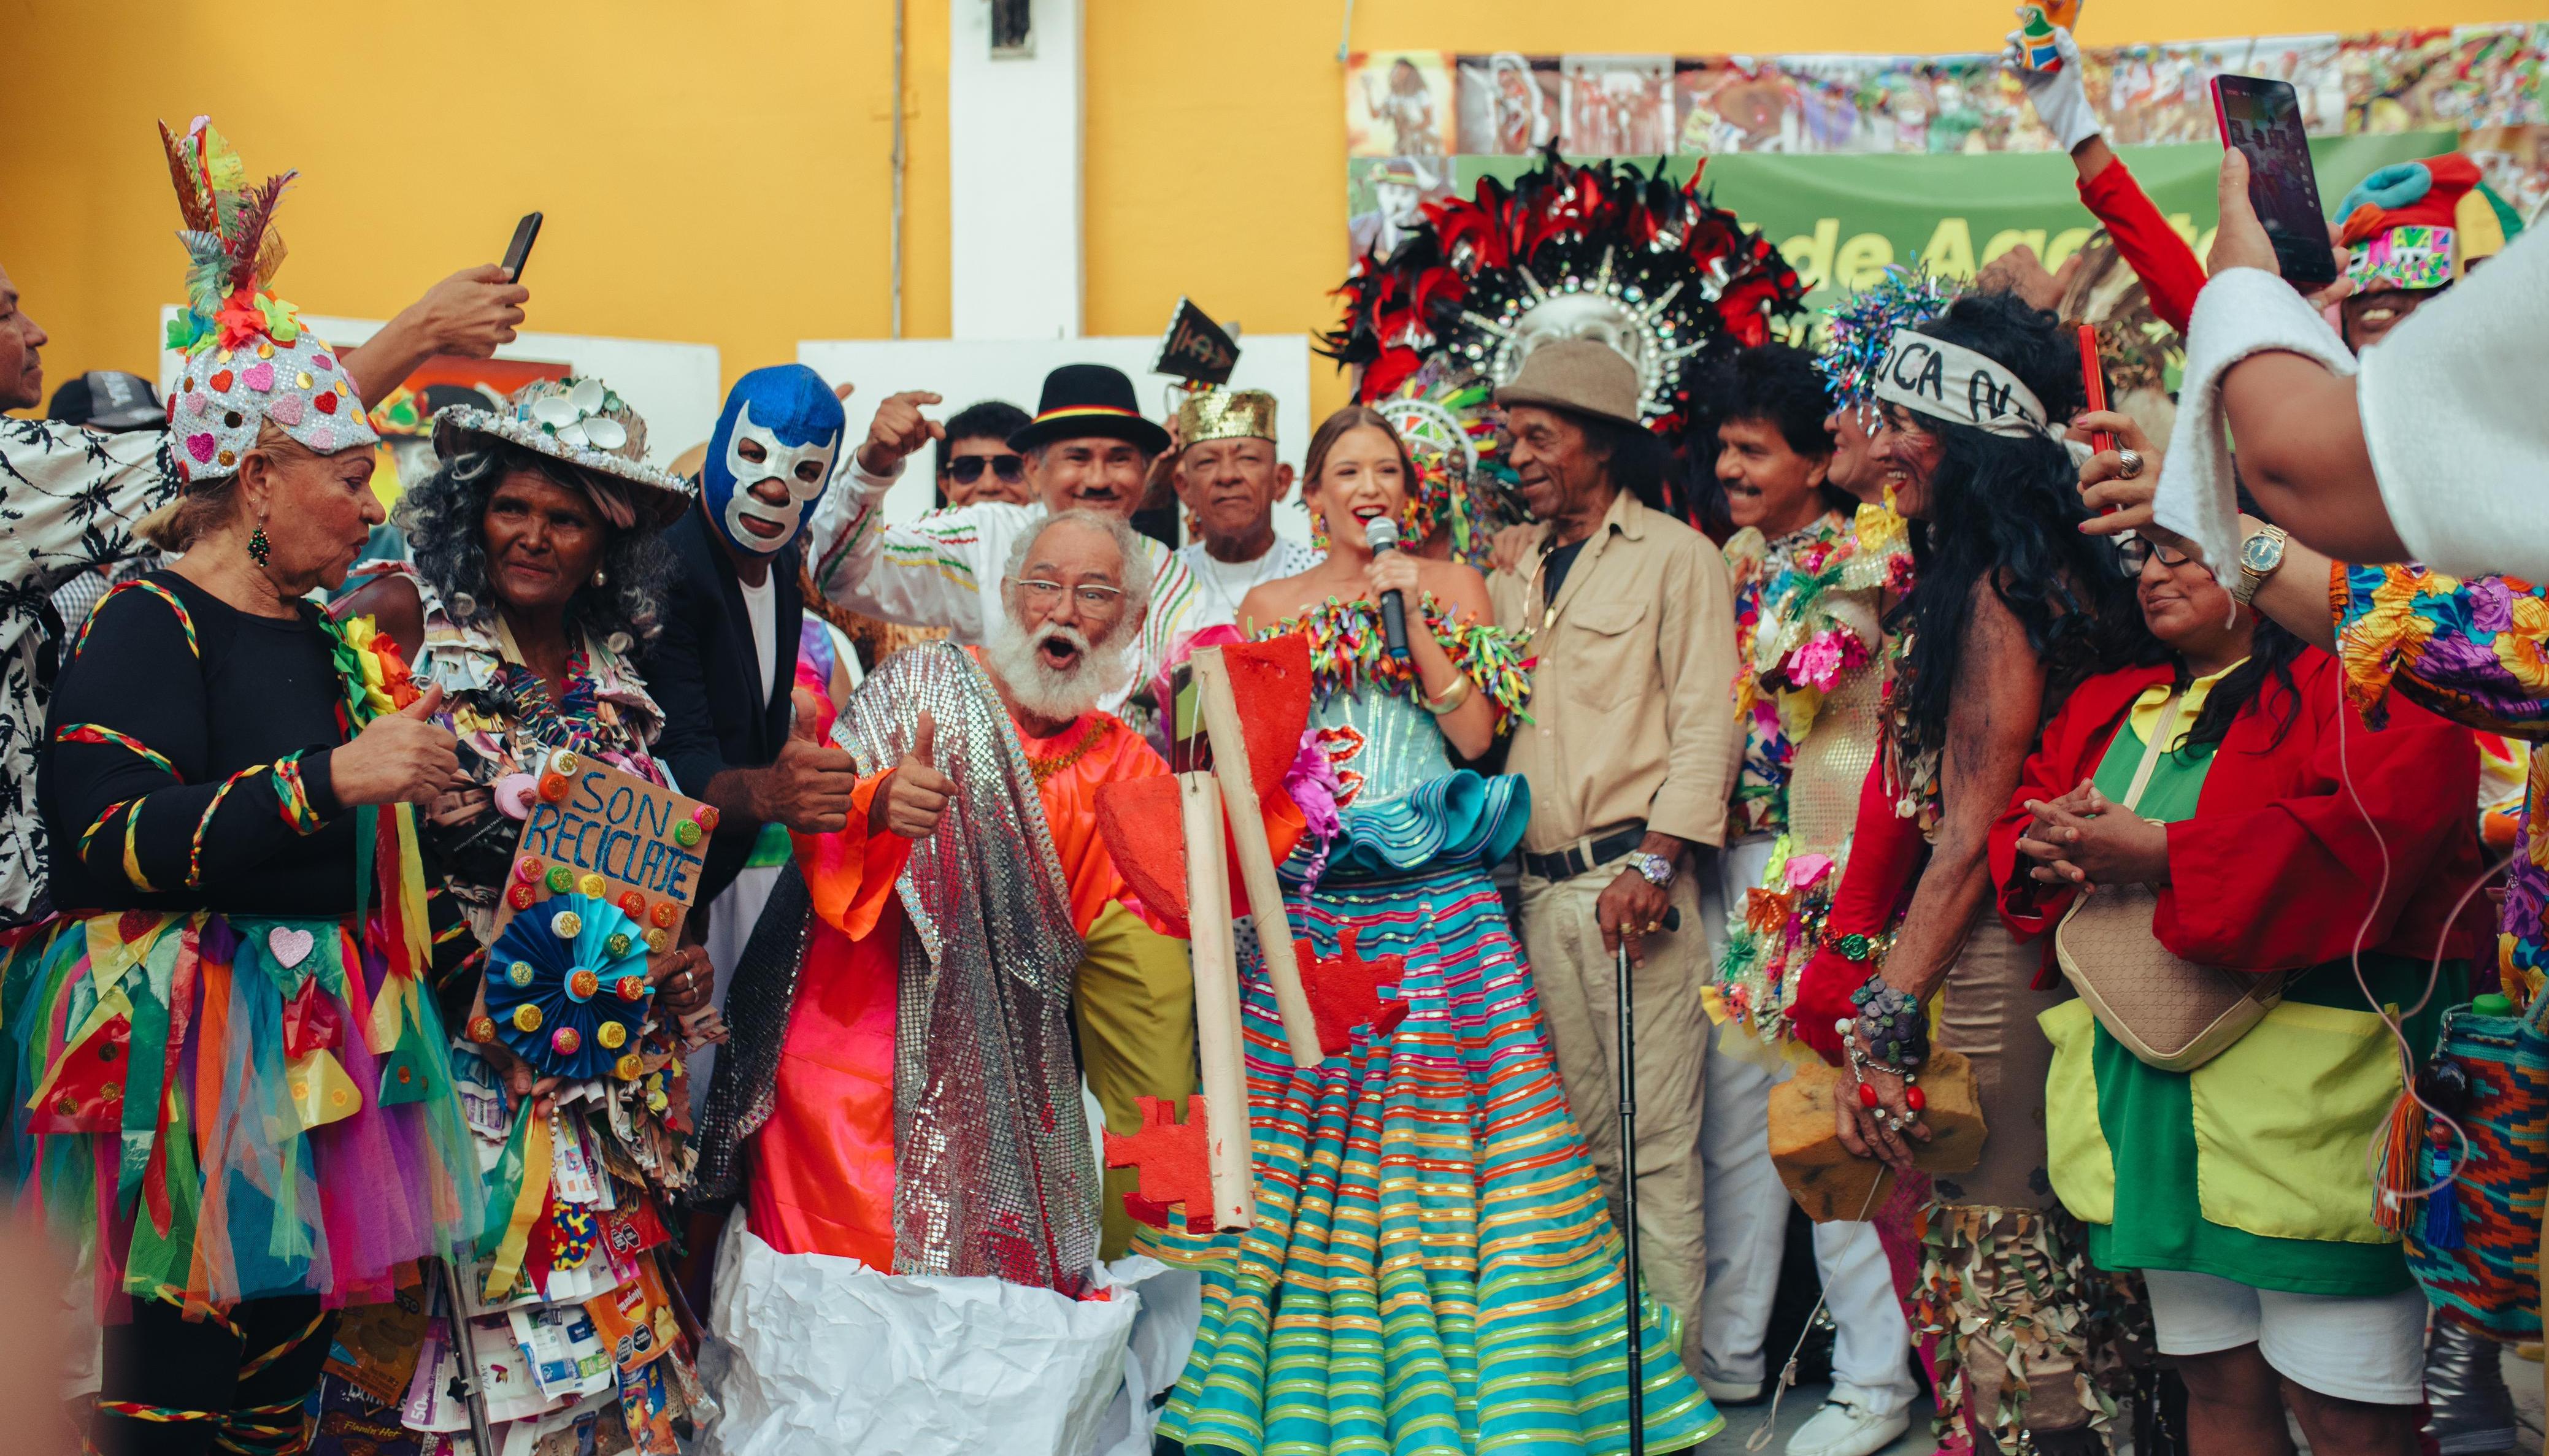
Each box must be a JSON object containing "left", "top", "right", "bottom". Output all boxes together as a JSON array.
[
  {"left": 2155, "top": 666, "right": 2480, "bottom": 969},
  {"left": 2079, "top": 157, "right": 2205, "bottom": 334},
  {"left": 1790, "top": 757, "right": 1930, "bottom": 1062}
]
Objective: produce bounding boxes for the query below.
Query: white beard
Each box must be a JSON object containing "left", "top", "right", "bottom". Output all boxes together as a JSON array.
[{"left": 986, "top": 619, "right": 1136, "bottom": 723}]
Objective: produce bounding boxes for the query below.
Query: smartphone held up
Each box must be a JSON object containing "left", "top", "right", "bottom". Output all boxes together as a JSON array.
[{"left": 2209, "top": 75, "right": 2340, "bottom": 288}]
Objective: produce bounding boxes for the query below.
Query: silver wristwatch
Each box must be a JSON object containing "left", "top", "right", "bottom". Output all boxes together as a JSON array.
[{"left": 1632, "top": 852, "right": 1676, "bottom": 889}]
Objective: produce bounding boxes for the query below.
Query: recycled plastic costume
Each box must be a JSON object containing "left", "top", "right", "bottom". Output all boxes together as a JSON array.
[
  {"left": 1141, "top": 599, "right": 1726, "bottom": 1454},
  {"left": 321, "top": 377, "right": 717, "bottom": 1449},
  {"left": 4, "top": 118, "right": 480, "bottom": 1454}
]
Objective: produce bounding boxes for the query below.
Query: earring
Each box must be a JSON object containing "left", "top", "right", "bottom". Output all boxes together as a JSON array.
[
  {"left": 591, "top": 567, "right": 607, "bottom": 588},
  {"left": 246, "top": 514, "right": 272, "bottom": 567},
  {"left": 1310, "top": 511, "right": 1329, "bottom": 553}
]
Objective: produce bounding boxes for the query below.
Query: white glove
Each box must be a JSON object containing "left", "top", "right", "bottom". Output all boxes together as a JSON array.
[{"left": 2004, "top": 20, "right": 2102, "bottom": 154}]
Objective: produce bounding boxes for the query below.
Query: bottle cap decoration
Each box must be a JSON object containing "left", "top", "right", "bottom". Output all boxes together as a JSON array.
[
  {"left": 507, "top": 959, "right": 535, "bottom": 987},
  {"left": 487, "top": 741, "right": 713, "bottom": 959},
  {"left": 467, "top": 1016, "right": 498, "bottom": 1043},
  {"left": 615, "top": 1053, "right": 645, "bottom": 1081},
  {"left": 644, "top": 929, "right": 669, "bottom": 953},
  {"left": 483, "top": 892, "right": 653, "bottom": 1081}
]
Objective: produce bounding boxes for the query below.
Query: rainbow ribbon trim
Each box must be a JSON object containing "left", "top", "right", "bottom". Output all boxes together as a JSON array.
[
  {"left": 1264, "top": 591, "right": 1536, "bottom": 732},
  {"left": 55, "top": 724, "right": 180, "bottom": 780}
]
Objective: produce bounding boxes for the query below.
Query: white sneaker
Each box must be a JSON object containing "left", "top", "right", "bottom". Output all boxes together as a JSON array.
[{"left": 1785, "top": 1397, "right": 1912, "bottom": 1456}]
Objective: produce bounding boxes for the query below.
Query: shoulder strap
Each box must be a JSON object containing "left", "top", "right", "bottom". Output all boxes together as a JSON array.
[{"left": 2117, "top": 693, "right": 2186, "bottom": 811}]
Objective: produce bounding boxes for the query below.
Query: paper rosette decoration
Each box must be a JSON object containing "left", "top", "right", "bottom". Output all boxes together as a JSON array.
[{"left": 483, "top": 892, "right": 653, "bottom": 1081}]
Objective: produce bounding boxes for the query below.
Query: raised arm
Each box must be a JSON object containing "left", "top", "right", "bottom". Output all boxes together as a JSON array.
[{"left": 339, "top": 266, "right": 530, "bottom": 409}]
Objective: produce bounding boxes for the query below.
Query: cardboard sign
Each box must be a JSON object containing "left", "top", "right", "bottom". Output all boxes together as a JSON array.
[
  {"left": 490, "top": 747, "right": 718, "bottom": 951},
  {"left": 1154, "top": 296, "right": 1240, "bottom": 385}
]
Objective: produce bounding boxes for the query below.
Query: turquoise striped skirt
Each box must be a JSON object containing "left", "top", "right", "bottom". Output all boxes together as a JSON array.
[{"left": 1142, "top": 863, "right": 1722, "bottom": 1454}]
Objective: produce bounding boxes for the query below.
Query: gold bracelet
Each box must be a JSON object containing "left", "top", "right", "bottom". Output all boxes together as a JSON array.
[{"left": 1421, "top": 673, "right": 1474, "bottom": 716}]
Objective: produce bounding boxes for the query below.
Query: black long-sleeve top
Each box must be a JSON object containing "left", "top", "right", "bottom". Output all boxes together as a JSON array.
[{"left": 41, "top": 570, "right": 361, "bottom": 917}]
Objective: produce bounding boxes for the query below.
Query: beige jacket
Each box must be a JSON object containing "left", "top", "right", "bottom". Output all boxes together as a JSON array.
[{"left": 1488, "top": 489, "right": 1739, "bottom": 856}]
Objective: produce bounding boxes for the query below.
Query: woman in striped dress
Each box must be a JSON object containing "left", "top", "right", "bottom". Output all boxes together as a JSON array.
[{"left": 1144, "top": 408, "right": 1720, "bottom": 1454}]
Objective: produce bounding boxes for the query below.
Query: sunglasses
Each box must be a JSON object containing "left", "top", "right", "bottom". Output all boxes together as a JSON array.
[
  {"left": 2116, "top": 534, "right": 2193, "bottom": 573},
  {"left": 946, "top": 453, "right": 1026, "bottom": 485}
]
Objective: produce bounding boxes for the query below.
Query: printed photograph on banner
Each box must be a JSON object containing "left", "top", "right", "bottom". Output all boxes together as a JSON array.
[
  {"left": 1347, "top": 155, "right": 1455, "bottom": 263},
  {"left": 1347, "top": 50, "right": 1453, "bottom": 158},
  {"left": 2463, "top": 124, "right": 2549, "bottom": 227},
  {"left": 1457, "top": 53, "right": 1560, "bottom": 154},
  {"left": 1563, "top": 55, "right": 1675, "bottom": 157},
  {"left": 1674, "top": 60, "right": 1793, "bottom": 154}
]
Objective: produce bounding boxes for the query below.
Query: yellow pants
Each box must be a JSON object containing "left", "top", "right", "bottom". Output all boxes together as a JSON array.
[{"left": 1073, "top": 902, "right": 1198, "bottom": 1260}]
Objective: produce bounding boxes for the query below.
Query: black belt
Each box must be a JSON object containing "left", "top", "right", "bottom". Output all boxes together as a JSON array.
[{"left": 1521, "top": 824, "right": 1647, "bottom": 883}]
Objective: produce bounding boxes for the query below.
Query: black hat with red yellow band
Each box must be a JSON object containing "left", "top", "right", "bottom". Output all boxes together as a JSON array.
[{"left": 1005, "top": 362, "right": 1172, "bottom": 456}]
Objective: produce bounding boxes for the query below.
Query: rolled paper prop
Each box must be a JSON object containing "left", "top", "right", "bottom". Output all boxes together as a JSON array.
[
  {"left": 1178, "top": 770, "right": 1254, "bottom": 1230},
  {"left": 1193, "top": 646, "right": 1323, "bottom": 1069},
  {"left": 482, "top": 892, "right": 652, "bottom": 1079}
]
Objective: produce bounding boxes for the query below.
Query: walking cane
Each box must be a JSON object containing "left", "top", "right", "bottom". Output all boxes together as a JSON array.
[
  {"left": 432, "top": 1252, "right": 499, "bottom": 1456},
  {"left": 1617, "top": 904, "right": 1681, "bottom": 1456}
]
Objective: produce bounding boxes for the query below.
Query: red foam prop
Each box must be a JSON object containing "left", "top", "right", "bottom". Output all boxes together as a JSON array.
[
  {"left": 1298, "top": 924, "right": 1409, "bottom": 1057},
  {"left": 1101, "top": 1095, "right": 1218, "bottom": 1234}
]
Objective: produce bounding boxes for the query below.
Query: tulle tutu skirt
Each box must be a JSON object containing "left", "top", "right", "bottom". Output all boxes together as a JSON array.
[
  {"left": 1142, "top": 860, "right": 1723, "bottom": 1454},
  {"left": 2, "top": 910, "right": 483, "bottom": 1314}
]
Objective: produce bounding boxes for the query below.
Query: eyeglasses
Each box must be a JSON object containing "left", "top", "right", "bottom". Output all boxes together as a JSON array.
[
  {"left": 2116, "top": 534, "right": 2193, "bottom": 573},
  {"left": 947, "top": 453, "right": 1025, "bottom": 485},
  {"left": 1013, "top": 579, "right": 1127, "bottom": 613}
]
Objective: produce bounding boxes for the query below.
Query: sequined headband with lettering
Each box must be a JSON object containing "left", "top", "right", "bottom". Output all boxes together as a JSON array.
[{"left": 1871, "top": 330, "right": 2060, "bottom": 444}]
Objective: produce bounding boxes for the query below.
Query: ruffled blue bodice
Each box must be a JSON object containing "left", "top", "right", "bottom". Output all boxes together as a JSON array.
[{"left": 1283, "top": 687, "right": 1528, "bottom": 884}]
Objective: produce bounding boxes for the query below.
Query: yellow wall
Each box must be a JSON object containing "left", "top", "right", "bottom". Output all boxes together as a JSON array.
[{"left": 4, "top": 0, "right": 2534, "bottom": 425}]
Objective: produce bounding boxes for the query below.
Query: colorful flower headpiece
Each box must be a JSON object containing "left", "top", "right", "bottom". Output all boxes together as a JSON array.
[
  {"left": 1816, "top": 266, "right": 1954, "bottom": 410},
  {"left": 159, "top": 117, "right": 376, "bottom": 485}
]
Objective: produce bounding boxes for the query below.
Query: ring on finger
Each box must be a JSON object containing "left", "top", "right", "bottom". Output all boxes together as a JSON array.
[{"left": 2116, "top": 447, "right": 2145, "bottom": 478}]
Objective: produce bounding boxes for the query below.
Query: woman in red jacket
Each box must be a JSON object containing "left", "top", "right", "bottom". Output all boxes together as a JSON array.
[{"left": 2001, "top": 529, "right": 2486, "bottom": 1456}]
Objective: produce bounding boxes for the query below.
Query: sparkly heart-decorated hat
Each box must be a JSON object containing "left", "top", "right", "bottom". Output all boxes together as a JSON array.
[{"left": 159, "top": 117, "right": 378, "bottom": 486}]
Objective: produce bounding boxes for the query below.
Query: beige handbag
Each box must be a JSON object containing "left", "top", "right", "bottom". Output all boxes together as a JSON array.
[{"left": 2051, "top": 692, "right": 2285, "bottom": 1073}]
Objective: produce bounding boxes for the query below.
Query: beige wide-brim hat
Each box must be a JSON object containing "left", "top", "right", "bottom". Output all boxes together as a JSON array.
[{"left": 1492, "top": 338, "right": 1645, "bottom": 429}]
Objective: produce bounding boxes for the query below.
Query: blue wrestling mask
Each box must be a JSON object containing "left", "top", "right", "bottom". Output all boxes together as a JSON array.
[{"left": 704, "top": 364, "right": 846, "bottom": 556}]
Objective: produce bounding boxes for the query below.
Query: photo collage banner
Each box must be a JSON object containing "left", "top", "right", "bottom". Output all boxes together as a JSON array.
[{"left": 1345, "top": 23, "right": 2549, "bottom": 313}]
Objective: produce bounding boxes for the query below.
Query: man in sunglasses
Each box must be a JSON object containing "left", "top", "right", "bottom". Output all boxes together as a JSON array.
[{"left": 935, "top": 399, "right": 1033, "bottom": 508}]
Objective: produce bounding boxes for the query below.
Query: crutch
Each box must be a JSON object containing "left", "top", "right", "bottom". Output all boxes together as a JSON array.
[
  {"left": 431, "top": 1252, "right": 498, "bottom": 1456},
  {"left": 1617, "top": 903, "right": 1681, "bottom": 1456}
]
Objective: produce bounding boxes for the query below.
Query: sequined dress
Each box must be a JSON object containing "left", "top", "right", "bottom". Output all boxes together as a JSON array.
[{"left": 1145, "top": 599, "right": 1722, "bottom": 1455}]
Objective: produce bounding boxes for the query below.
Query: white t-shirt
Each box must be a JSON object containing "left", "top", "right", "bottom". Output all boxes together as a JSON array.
[
  {"left": 1174, "top": 537, "right": 1326, "bottom": 632},
  {"left": 739, "top": 570, "right": 778, "bottom": 702}
]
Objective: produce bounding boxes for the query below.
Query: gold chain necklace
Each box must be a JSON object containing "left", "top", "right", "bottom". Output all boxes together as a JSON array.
[{"left": 1026, "top": 716, "right": 1113, "bottom": 787}]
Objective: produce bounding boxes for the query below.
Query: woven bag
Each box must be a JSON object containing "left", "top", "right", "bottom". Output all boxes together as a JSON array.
[{"left": 2052, "top": 693, "right": 2284, "bottom": 1073}]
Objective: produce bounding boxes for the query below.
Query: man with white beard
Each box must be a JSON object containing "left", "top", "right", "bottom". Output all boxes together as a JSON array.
[{"left": 697, "top": 510, "right": 1198, "bottom": 1320}]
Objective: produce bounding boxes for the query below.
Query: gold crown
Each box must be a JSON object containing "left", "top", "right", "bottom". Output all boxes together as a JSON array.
[{"left": 1176, "top": 388, "right": 1278, "bottom": 448}]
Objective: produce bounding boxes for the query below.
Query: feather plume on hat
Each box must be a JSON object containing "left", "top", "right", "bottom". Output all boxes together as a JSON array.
[{"left": 156, "top": 117, "right": 376, "bottom": 485}]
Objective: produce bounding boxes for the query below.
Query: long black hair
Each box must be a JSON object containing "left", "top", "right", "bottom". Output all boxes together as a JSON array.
[
  {"left": 2180, "top": 613, "right": 2308, "bottom": 752},
  {"left": 396, "top": 438, "right": 675, "bottom": 649},
  {"left": 1894, "top": 291, "right": 2162, "bottom": 756}
]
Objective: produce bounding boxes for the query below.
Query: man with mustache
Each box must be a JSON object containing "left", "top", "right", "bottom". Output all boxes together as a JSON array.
[
  {"left": 807, "top": 363, "right": 1201, "bottom": 730},
  {"left": 701, "top": 508, "right": 1198, "bottom": 1303}
]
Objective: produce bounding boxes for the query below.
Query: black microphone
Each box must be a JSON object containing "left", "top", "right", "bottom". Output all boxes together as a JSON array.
[{"left": 1365, "top": 516, "right": 1411, "bottom": 662}]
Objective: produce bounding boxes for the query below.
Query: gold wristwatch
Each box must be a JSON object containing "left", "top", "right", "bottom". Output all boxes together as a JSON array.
[{"left": 2231, "top": 525, "right": 2288, "bottom": 607}]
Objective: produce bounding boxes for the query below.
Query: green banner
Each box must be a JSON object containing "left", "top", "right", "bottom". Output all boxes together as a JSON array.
[{"left": 1356, "top": 132, "right": 2458, "bottom": 340}]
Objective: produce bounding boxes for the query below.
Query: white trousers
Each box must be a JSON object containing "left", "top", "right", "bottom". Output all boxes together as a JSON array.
[{"left": 1696, "top": 836, "right": 1917, "bottom": 1417}]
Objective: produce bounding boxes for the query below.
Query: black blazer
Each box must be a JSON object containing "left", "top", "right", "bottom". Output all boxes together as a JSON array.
[{"left": 646, "top": 502, "right": 804, "bottom": 903}]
